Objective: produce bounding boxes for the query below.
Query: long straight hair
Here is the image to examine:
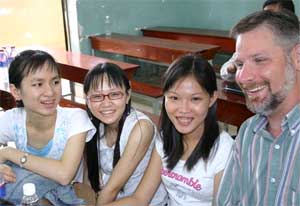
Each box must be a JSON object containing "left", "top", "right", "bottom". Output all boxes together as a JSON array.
[
  {"left": 83, "top": 63, "right": 131, "bottom": 192},
  {"left": 159, "top": 54, "right": 220, "bottom": 171}
]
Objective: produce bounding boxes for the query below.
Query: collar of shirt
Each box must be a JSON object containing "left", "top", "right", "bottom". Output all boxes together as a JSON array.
[{"left": 252, "top": 104, "right": 300, "bottom": 138}]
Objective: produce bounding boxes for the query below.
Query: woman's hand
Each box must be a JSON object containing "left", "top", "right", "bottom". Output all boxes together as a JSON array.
[{"left": 0, "top": 163, "right": 16, "bottom": 183}]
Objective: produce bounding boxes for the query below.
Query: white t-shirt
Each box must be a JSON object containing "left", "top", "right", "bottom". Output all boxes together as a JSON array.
[
  {"left": 156, "top": 131, "right": 234, "bottom": 206},
  {"left": 98, "top": 109, "right": 167, "bottom": 206},
  {"left": 0, "top": 106, "right": 96, "bottom": 182}
]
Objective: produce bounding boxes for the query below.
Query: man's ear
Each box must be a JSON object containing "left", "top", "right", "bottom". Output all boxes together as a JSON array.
[
  {"left": 9, "top": 84, "right": 21, "bottom": 101},
  {"left": 209, "top": 91, "right": 218, "bottom": 107},
  {"left": 292, "top": 44, "right": 300, "bottom": 71}
]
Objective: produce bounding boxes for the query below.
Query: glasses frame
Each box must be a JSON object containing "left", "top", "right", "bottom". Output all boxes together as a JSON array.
[{"left": 87, "top": 91, "right": 125, "bottom": 102}]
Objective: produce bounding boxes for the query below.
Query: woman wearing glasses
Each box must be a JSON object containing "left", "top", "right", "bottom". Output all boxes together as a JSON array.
[{"left": 83, "top": 63, "right": 167, "bottom": 206}]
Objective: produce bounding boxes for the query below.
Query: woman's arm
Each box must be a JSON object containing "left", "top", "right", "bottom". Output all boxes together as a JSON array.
[
  {"left": 213, "top": 170, "right": 224, "bottom": 206},
  {"left": 104, "top": 148, "right": 163, "bottom": 206},
  {"left": 97, "top": 119, "right": 154, "bottom": 205},
  {"left": 0, "top": 131, "right": 87, "bottom": 185}
]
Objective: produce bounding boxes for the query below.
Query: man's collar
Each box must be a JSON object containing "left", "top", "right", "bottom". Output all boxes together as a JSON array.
[{"left": 252, "top": 104, "right": 300, "bottom": 135}]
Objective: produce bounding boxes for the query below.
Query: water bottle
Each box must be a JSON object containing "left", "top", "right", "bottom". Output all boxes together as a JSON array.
[
  {"left": 104, "top": 15, "right": 112, "bottom": 36},
  {"left": 6, "top": 46, "right": 17, "bottom": 65},
  {"left": 21, "top": 183, "right": 39, "bottom": 206},
  {"left": 0, "top": 49, "right": 9, "bottom": 91}
]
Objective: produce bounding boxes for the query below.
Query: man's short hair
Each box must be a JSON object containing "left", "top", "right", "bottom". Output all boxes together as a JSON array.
[
  {"left": 263, "top": 0, "right": 295, "bottom": 13},
  {"left": 231, "top": 10, "right": 299, "bottom": 51}
]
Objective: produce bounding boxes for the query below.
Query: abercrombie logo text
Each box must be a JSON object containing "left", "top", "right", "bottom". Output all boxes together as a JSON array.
[{"left": 161, "top": 168, "right": 202, "bottom": 191}]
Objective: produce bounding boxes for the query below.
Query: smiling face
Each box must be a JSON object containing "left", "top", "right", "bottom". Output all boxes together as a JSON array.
[
  {"left": 164, "top": 75, "right": 217, "bottom": 139},
  {"left": 234, "top": 26, "right": 297, "bottom": 116},
  {"left": 11, "top": 64, "right": 61, "bottom": 117},
  {"left": 87, "top": 75, "right": 130, "bottom": 128}
]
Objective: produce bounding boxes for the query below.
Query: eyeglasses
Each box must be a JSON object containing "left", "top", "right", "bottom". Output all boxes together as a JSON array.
[{"left": 87, "top": 91, "right": 124, "bottom": 102}]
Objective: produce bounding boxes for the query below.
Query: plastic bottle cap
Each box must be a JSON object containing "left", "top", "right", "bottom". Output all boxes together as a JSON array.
[{"left": 23, "top": 183, "right": 36, "bottom": 196}]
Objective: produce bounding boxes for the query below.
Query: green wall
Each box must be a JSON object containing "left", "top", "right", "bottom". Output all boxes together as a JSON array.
[{"left": 77, "top": 0, "right": 299, "bottom": 54}]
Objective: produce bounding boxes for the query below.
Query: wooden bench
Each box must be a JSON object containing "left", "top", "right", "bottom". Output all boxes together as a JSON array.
[
  {"left": 130, "top": 79, "right": 162, "bottom": 98},
  {"left": 89, "top": 33, "right": 221, "bottom": 63},
  {"left": 141, "top": 26, "right": 235, "bottom": 54},
  {"left": 130, "top": 79, "right": 163, "bottom": 115}
]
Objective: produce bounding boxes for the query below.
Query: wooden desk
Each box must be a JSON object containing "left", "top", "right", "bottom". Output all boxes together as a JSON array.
[
  {"left": 20, "top": 47, "right": 139, "bottom": 83},
  {"left": 89, "top": 33, "right": 221, "bottom": 63},
  {"left": 141, "top": 26, "right": 235, "bottom": 54}
]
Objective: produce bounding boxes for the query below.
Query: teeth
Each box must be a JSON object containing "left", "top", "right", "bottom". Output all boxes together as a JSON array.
[
  {"left": 101, "top": 110, "right": 114, "bottom": 115},
  {"left": 177, "top": 117, "right": 192, "bottom": 123},
  {"left": 244, "top": 85, "right": 266, "bottom": 93},
  {"left": 42, "top": 100, "right": 54, "bottom": 104}
]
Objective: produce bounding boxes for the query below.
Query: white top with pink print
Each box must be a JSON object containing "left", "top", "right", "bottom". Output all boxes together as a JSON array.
[{"left": 156, "top": 131, "right": 233, "bottom": 206}]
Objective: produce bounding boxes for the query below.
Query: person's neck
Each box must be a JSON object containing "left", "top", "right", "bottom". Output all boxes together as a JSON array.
[
  {"left": 267, "top": 89, "right": 300, "bottom": 138},
  {"left": 183, "top": 126, "right": 204, "bottom": 150},
  {"left": 104, "top": 123, "right": 119, "bottom": 146},
  {"left": 26, "top": 110, "right": 57, "bottom": 131}
]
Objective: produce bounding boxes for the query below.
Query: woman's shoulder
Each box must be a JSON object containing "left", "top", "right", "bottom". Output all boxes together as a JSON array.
[
  {"left": 57, "top": 106, "right": 92, "bottom": 127},
  {"left": 0, "top": 108, "right": 25, "bottom": 132},
  {"left": 57, "top": 106, "right": 89, "bottom": 118},
  {"left": 219, "top": 131, "right": 234, "bottom": 144},
  {"left": 124, "top": 109, "right": 154, "bottom": 127},
  {"left": 0, "top": 107, "right": 25, "bottom": 119},
  {"left": 57, "top": 106, "right": 86, "bottom": 113},
  {"left": 56, "top": 106, "right": 95, "bottom": 140},
  {"left": 211, "top": 131, "right": 234, "bottom": 158},
  {"left": 127, "top": 109, "right": 151, "bottom": 121},
  {"left": 119, "top": 109, "right": 157, "bottom": 145},
  {"left": 206, "top": 131, "right": 234, "bottom": 171}
]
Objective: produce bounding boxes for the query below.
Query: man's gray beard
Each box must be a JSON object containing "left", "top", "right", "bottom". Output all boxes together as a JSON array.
[{"left": 246, "top": 61, "right": 296, "bottom": 116}]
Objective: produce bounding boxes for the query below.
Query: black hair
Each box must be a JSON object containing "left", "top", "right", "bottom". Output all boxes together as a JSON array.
[
  {"left": 8, "top": 50, "right": 60, "bottom": 107},
  {"left": 159, "top": 53, "right": 220, "bottom": 171},
  {"left": 83, "top": 62, "right": 131, "bottom": 192},
  {"left": 263, "top": 0, "right": 295, "bottom": 13}
]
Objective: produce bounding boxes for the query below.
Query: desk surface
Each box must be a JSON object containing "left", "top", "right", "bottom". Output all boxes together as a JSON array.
[
  {"left": 141, "top": 26, "right": 235, "bottom": 53},
  {"left": 90, "top": 33, "right": 221, "bottom": 63}
]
